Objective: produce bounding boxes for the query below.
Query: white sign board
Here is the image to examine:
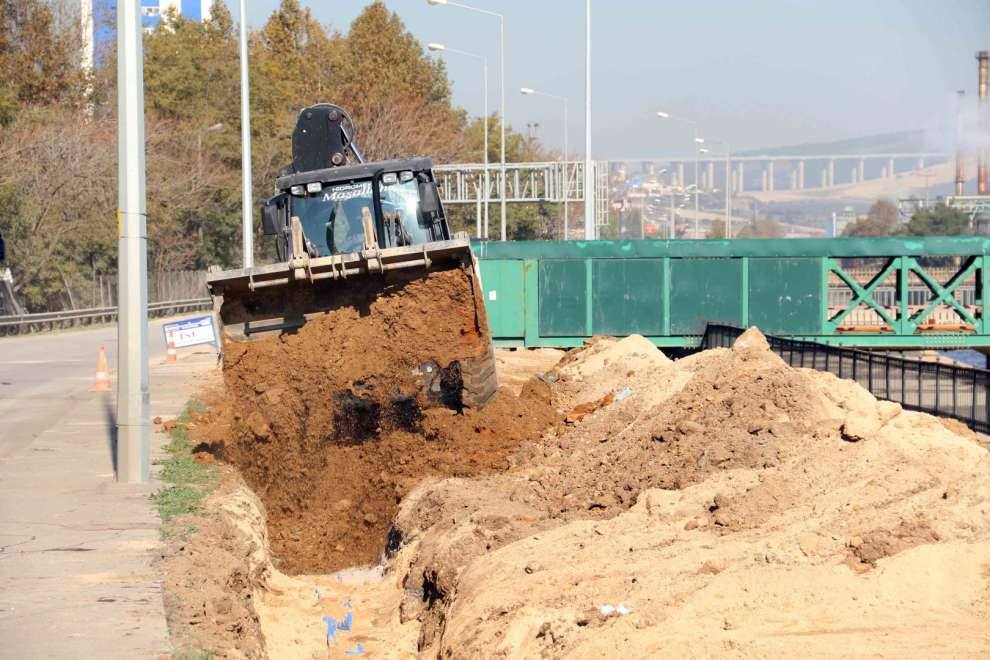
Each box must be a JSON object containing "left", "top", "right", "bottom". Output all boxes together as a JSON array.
[{"left": 163, "top": 315, "right": 217, "bottom": 350}]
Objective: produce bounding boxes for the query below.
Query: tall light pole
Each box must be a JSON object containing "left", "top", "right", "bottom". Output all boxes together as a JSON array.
[
  {"left": 701, "top": 139, "right": 732, "bottom": 239},
  {"left": 520, "top": 87, "right": 568, "bottom": 239},
  {"left": 657, "top": 111, "right": 701, "bottom": 237},
  {"left": 238, "top": 0, "right": 253, "bottom": 267},
  {"left": 429, "top": 43, "right": 489, "bottom": 239},
  {"left": 116, "top": 0, "right": 149, "bottom": 483},
  {"left": 428, "top": 0, "right": 506, "bottom": 241},
  {"left": 584, "top": 0, "right": 595, "bottom": 239}
]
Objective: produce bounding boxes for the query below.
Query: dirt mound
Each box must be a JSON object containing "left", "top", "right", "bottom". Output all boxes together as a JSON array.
[
  {"left": 389, "top": 329, "right": 990, "bottom": 655},
  {"left": 158, "top": 472, "right": 268, "bottom": 659},
  {"left": 195, "top": 266, "right": 556, "bottom": 574}
]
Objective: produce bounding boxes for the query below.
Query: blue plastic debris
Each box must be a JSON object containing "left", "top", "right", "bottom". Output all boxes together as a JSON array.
[
  {"left": 614, "top": 387, "right": 633, "bottom": 401},
  {"left": 345, "top": 644, "right": 365, "bottom": 656},
  {"left": 323, "top": 615, "right": 337, "bottom": 641},
  {"left": 338, "top": 611, "right": 353, "bottom": 632}
]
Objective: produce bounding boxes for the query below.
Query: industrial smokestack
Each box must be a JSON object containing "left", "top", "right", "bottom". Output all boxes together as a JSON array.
[
  {"left": 978, "top": 50, "right": 989, "bottom": 195},
  {"left": 956, "top": 89, "right": 966, "bottom": 196}
]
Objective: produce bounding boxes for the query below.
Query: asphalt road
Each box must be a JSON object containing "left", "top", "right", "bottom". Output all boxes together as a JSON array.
[
  {"left": 0, "top": 319, "right": 215, "bottom": 658},
  {"left": 0, "top": 321, "right": 169, "bottom": 458}
]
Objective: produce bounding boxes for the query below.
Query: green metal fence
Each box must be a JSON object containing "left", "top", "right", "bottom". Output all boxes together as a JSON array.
[{"left": 472, "top": 238, "right": 990, "bottom": 349}]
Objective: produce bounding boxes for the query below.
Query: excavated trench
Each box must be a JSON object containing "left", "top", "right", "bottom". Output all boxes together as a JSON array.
[{"left": 193, "top": 266, "right": 556, "bottom": 573}]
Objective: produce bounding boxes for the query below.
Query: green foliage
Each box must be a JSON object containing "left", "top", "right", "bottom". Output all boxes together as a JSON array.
[
  {"left": 899, "top": 203, "right": 970, "bottom": 236},
  {"left": 152, "top": 399, "right": 217, "bottom": 537}
]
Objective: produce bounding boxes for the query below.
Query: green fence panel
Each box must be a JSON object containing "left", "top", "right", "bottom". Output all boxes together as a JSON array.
[
  {"left": 592, "top": 259, "right": 664, "bottom": 336},
  {"left": 747, "top": 257, "right": 823, "bottom": 334},
  {"left": 539, "top": 259, "right": 587, "bottom": 336},
  {"left": 670, "top": 258, "right": 744, "bottom": 334},
  {"left": 478, "top": 260, "right": 526, "bottom": 339}
]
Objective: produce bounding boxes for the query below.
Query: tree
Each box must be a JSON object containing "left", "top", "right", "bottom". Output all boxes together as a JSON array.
[
  {"left": 900, "top": 203, "right": 970, "bottom": 236},
  {"left": 736, "top": 218, "right": 784, "bottom": 238},
  {"left": 842, "top": 199, "right": 898, "bottom": 237},
  {"left": 706, "top": 219, "right": 727, "bottom": 239},
  {"left": 0, "top": 0, "right": 86, "bottom": 123}
]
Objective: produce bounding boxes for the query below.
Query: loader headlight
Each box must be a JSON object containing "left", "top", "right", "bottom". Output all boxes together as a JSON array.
[
  {"left": 306, "top": 182, "right": 323, "bottom": 193},
  {"left": 382, "top": 172, "right": 398, "bottom": 186},
  {"left": 400, "top": 171, "right": 414, "bottom": 182},
  {"left": 290, "top": 185, "right": 305, "bottom": 196}
]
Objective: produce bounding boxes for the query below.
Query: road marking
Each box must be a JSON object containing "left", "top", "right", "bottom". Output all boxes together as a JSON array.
[{"left": 4, "top": 360, "right": 83, "bottom": 365}]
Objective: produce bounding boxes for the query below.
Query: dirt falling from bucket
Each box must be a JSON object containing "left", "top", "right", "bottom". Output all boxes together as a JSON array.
[{"left": 194, "top": 267, "right": 556, "bottom": 574}]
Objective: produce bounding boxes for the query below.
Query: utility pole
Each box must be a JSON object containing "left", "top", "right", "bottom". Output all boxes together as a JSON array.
[
  {"left": 239, "top": 0, "right": 254, "bottom": 267},
  {"left": 116, "top": 0, "right": 149, "bottom": 483},
  {"left": 584, "top": 0, "right": 595, "bottom": 239}
]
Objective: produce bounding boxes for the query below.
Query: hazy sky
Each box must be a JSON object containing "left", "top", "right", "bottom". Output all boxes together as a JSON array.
[{"left": 238, "top": 0, "right": 990, "bottom": 159}]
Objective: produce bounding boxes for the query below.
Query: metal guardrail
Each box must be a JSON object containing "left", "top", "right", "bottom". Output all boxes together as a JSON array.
[
  {"left": 702, "top": 324, "right": 990, "bottom": 434},
  {"left": 0, "top": 297, "right": 212, "bottom": 335}
]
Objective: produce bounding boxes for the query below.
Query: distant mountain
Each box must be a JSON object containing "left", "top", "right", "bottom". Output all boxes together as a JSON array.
[{"left": 738, "top": 130, "right": 938, "bottom": 157}]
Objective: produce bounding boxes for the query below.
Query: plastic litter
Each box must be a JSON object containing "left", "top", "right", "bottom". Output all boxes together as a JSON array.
[
  {"left": 614, "top": 387, "right": 633, "bottom": 401},
  {"left": 323, "top": 615, "right": 337, "bottom": 641},
  {"left": 537, "top": 373, "right": 560, "bottom": 383},
  {"left": 338, "top": 611, "right": 353, "bottom": 632},
  {"left": 599, "top": 602, "right": 631, "bottom": 616},
  {"left": 345, "top": 644, "right": 365, "bottom": 656}
]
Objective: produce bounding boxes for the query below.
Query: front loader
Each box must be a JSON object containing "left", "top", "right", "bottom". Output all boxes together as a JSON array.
[{"left": 206, "top": 104, "right": 497, "bottom": 408}]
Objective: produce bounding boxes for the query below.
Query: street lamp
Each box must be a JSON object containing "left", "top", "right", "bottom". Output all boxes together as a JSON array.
[
  {"left": 428, "top": 0, "right": 507, "bottom": 241},
  {"left": 429, "top": 43, "right": 489, "bottom": 240},
  {"left": 700, "top": 140, "right": 732, "bottom": 239},
  {"left": 520, "top": 87, "right": 569, "bottom": 239},
  {"left": 657, "top": 111, "right": 701, "bottom": 237}
]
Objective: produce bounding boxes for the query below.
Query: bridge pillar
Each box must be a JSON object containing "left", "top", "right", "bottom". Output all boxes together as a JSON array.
[
  {"left": 851, "top": 166, "right": 858, "bottom": 184},
  {"left": 881, "top": 166, "right": 888, "bottom": 178},
  {"left": 888, "top": 157, "right": 895, "bottom": 177},
  {"left": 761, "top": 168, "right": 768, "bottom": 192},
  {"left": 736, "top": 162, "right": 744, "bottom": 193},
  {"left": 797, "top": 159, "right": 805, "bottom": 189},
  {"left": 827, "top": 159, "right": 835, "bottom": 187},
  {"left": 820, "top": 168, "right": 827, "bottom": 188},
  {"left": 707, "top": 161, "right": 715, "bottom": 190},
  {"left": 767, "top": 160, "right": 775, "bottom": 191},
  {"left": 789, "top": 169, "right": 797, "bottom": 190},
  {"left": 917, "top": 157, "right": 925, "bottom": 171},
  {"left": 677, "top": 162, "right": 685, "bottom": 189},
  {"left": 858, "top": 158, "right": 865, "bottom": 183}
]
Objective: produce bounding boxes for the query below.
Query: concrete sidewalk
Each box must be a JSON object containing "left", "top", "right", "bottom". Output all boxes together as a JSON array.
[{"left": 0, "top": 347, "right": 217, "bottom": 658}]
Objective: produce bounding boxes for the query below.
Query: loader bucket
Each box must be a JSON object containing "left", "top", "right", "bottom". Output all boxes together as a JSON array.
[{"left": 206, "top": 237, "right": 497, "bottom": 408}]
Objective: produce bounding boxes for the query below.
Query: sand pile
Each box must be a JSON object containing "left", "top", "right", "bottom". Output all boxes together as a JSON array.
[
  {"left": 194, "top": 266, "right": 555, "bottom": 573},
  {"left": 390, "top": 329, "right": 990, "bottom": 656},
  {"left": 174, "top": 328, "right": 990, "bottom": 657}
]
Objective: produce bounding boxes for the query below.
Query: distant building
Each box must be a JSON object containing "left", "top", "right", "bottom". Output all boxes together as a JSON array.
[{"left": 80, "top": 0, "right": 213, "bottom": 69}]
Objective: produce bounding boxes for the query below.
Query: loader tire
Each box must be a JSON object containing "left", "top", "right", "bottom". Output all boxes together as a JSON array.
[{"left": 460, "top": 342, "right": 498, "bottom": 409}]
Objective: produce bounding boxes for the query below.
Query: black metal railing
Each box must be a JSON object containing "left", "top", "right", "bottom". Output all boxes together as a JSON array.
[{"left": 701, "top": 324, "right": 990, "bottom": 434}]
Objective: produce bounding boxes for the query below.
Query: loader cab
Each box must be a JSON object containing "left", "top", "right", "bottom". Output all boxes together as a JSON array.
[{"left": 264, "top": 157, "right": 449, "bottom": 262}]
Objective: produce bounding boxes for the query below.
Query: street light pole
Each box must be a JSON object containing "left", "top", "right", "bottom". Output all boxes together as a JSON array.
[
  {"left": 584, "top": 0, "right": 595, "bottom": 239},
  {"left": 238, "top": 0, "right": 253, "bottom": 267},
  {"left": 656, "top": 111, "right": 701, "bottom": 238},
  {"left": 427, "top": 0, "right": 506, "bottom": 240},
  {"left": 429, "top": 43, "right": 488, "bottom": 238},
  {"left": 520, "top": 88, "right": 568, "bottom": 239},
  {"left": 116, "top": 0, "right": 149, "bottom": 483},
  {"left": 702, "top": 139, "right": 732, "bottom": 239}
]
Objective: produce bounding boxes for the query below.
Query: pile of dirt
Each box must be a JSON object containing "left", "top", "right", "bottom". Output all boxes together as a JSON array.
[
  {"left": 158, "top": 472, "right": 268, "bottom": 659},
  {"left": 175, "top": 326, "right": 990, "bottom": 657},
  {"left": 390, "top": 329, "right": 990, "bottom": 656},
  {"left": 194, "top": 266, "right": 556, "bottom": 574}
]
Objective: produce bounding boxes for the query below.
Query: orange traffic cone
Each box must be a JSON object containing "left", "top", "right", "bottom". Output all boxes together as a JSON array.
[
  {"left": 166, "top": 331, "right": 177, "bottom": 363},
  {"left": 93, "top": 346, "right": 111, "bottom": 392}
]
